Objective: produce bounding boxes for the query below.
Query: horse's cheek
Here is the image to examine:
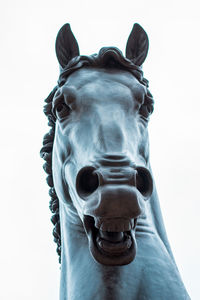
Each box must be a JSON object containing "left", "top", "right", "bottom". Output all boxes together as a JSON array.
[{"left": 51, "top": 127, "right": 72, "bottom": 204}]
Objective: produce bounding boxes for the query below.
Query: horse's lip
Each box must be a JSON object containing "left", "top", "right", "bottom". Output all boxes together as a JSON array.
[
  {"left": 96, "top": 231, "right": 133, "bottom": 255},
  {"left": 83, "top": 215, "right": 137, "bottom": 266}
]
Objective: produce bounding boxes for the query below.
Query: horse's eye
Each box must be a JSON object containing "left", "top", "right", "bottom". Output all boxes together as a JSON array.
[
  {"left": 139, "top": 104, "right": 153, "bottom": 120},
  {"left": 55, "top": 103, "right": 71, "bottom": 120}
]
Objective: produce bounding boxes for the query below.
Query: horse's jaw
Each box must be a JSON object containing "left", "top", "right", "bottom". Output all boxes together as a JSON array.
[{"left": 83, "top": 215, "right": 137, "bottom": 266}]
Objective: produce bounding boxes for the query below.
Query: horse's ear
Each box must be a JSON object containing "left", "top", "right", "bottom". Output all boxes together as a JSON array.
[
  {"left": 55, "top": 23, "right": 80, "bottom": 68},
  {"left": 125, "top": 23, "right": 149, "bottom": 66}
]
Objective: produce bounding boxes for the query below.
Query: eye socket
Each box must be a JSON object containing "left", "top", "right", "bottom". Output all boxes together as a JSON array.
[
  {"left": 139, "top": 103, "right": 154, "bottom": 120},
  {"left": 54, "top": 103, "right": 71, "bottom": 120}
]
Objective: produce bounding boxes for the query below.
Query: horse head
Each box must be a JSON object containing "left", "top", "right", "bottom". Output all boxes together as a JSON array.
[{"left": 41, "top": 23, "right": 155, "bottom": 267}]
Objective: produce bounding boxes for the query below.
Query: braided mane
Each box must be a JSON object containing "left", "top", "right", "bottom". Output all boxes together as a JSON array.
[{"left": 40, "top": 47, "right": 150, "bottom": 263}]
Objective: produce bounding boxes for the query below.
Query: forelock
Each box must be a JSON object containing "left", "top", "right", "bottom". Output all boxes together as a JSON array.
[{"left": 58, "top": 47, "right": 149, "bottom": 87}]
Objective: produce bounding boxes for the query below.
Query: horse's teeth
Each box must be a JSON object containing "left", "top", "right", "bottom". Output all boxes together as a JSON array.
[
  {"left": 99, "top": 221, "right": 132, "bottom": 232},
  {"left": 100, "top": 223, "right": 117, "bottom": 232},
  {"left": 94, "top": 217, "right": 134, "bottom": 232}
]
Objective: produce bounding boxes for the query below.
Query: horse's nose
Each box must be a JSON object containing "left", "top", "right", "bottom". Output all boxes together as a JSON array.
[
  {"left": 76, "top": 164, "right": 153, "bottom": 220},
  {"left": 134, "top": 166, "right": 153, "bottom": 200},
  {"left": 76, "top": 165, "right": 153, "bottom": 201}
]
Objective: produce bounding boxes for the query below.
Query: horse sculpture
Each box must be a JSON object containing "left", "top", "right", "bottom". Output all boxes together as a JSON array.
[{"left": 40, "top": 23, "right": 190, "bottom": 299}]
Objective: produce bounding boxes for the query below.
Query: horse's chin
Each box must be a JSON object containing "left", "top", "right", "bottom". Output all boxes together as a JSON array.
[{"left": 83, "top": 215, "right": 137, "bottom": 266}]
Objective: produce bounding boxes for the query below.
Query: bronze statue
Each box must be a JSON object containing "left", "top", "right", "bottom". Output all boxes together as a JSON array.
[{"left": 40, "top": 23, "right": 190, "bottom": 299}]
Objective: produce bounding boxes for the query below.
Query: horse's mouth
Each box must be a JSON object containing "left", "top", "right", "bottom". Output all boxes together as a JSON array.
[{"left": 83, "top": 215, "right": 137, "bottom": 266}]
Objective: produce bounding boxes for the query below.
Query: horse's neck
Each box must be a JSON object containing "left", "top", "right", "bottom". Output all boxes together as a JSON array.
[
  {"left": 148, "top": 173, "right": 176, "bottom": 262},
  {"left": 59, "top": 192, "right": 190, "bottom": 300}
]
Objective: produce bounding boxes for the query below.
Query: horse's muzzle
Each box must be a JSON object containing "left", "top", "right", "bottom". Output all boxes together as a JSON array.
[
  {"left": 75, "top": 156, "right": 153, "bottom": 265},
  {"left": 76, "top": 156, "right": 153, "bottom": 217}
]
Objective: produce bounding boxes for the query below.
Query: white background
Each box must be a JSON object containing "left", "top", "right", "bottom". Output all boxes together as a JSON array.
[{"left": 0, "top": 1, "right": 200, "bottom": 299}]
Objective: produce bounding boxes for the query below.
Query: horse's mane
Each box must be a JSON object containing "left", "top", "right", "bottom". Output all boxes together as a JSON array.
[{"left": 40, "top": 47, "right": 150, "bottom": 263}]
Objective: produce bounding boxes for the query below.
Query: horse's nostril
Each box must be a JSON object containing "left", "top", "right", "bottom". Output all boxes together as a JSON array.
[
  {"left": 136, "top": 167, "right": 153, "bottom": 199},
  {"left": 76, "top": 167, "right": 99, "bottom": 200}
]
